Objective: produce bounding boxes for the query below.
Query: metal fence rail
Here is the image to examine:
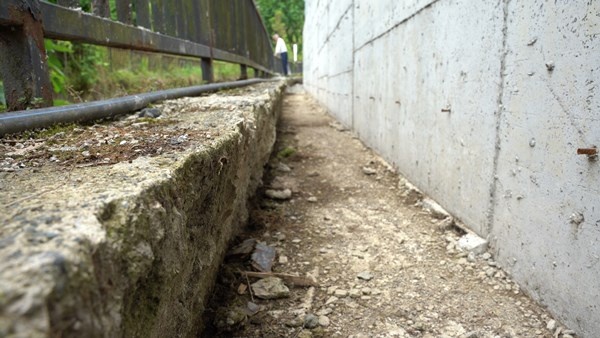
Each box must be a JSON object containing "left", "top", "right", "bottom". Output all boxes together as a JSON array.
[{"left": 0, "top": 0, "right": 281, "bottom": 112}]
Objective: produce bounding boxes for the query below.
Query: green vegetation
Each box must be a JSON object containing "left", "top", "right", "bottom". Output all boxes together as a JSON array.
[
  {"left": 256, "top": 0, "right": 305, "bottom": 60},
  {"left": 0, "top": 80, "right": 5, "bottom": 113},
  {"left": 277, "top": 146, "right": 297, "bottom": 159},
  {"left": 19, "top": 123, "right": 78, "bottom": 140},
  {"left": 214, "top": 61, "right": 242, "bottom": 82},
  {"left": 42, "top": 40, "right": 239, "bottom": 105},
  {"left": 0, "top": 1, "right": 279, "bottom": 112}
]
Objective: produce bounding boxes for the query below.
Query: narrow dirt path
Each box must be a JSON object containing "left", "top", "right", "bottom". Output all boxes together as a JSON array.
[{"left": 204, "top": 85, "right": 572, "bottom": 338}]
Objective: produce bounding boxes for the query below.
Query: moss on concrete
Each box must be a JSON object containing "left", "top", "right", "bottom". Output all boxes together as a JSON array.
[{"left": 0, "top": 81, "right": 286, "bottom": 337}]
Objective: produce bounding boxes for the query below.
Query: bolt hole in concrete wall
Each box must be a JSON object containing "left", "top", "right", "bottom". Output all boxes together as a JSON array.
[{"left": 303, "top": 0, "right": 600, "bottom": 337}]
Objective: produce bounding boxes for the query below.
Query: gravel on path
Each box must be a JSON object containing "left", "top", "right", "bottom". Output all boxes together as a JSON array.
[{"left": 205, "top": 85, "right": 574, "bottom": 338}]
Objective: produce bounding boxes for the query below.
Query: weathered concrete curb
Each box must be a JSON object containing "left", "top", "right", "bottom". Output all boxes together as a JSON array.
[{"left": 0, "top": 81, "right": 285, "bottom": 337}]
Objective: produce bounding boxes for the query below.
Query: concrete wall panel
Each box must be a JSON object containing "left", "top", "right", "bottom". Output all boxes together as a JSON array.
[
  {"left": 491, "top": 1, "right": 600, "bottom": 335},
  {"left": 353, "top": 0, "right": 438, "bottom": 49},
  {"left": 353, "top": 0, "right": 504, "bottom": 234},
  {"left": 304, "top": 0, "right": 354, "bottom": 127},
  {"left": 305, "top": 0, "right": 600, "bottom": 336}
]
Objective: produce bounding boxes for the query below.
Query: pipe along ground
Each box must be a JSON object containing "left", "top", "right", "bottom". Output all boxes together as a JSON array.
[{"left": 0, "top": 78, "right": 269, "bottom": 137}]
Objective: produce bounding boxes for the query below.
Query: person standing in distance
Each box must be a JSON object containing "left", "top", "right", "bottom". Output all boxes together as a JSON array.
[{"left": 272, "top": 34, "right": 288, "bottom": 76}]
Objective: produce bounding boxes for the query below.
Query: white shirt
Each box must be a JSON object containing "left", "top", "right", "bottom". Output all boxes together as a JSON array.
[{"left": 274, "top": 37, "right": 288, "bottom": 55}]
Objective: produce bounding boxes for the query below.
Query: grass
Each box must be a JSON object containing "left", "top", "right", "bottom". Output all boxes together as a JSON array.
[
  {"left": 17, "top": 123, "right": 78, "bottom": 140},
  {"left": 0, "top": 48, "right": 252, "bottom": 113},
  {"left": 0, "top": 80, "right": 5, "bottom": 113},
  {"left": 62, "top": 50, "right": 246, "bottom": 103},
  {"left": 214, "top": 61, "right": 242, "bottom": 82},
  {"left": 277, "top": 146, "right": 296, "bottom": 159}
]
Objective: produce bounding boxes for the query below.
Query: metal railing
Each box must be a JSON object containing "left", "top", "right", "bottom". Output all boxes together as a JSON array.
[{"left": 0, "top": 0, "right": 281, "bottom": 112}]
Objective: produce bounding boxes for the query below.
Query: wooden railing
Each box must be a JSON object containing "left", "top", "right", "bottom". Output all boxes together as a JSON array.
[{"left": 0, "top": 0, "right": 280, "bottom": 111}]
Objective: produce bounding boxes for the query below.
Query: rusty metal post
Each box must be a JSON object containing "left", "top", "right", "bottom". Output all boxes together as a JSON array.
[
  {"left": 116, "top": 0, "right": 131, "bottom": 24},
  {"left": 240, "top": 64, "right": 248, "bottom": 80},
  {"left": 133, "top": 0, "right": 151, "bottom": 28},
  {"left": 0, "top": 1, "right": 53, "bottom": 111},
  {"left": 201, "top": 58, "right": 214, "bottom": 83},
  {"left": 92, "top": 0, "right": 110, "bottom": 18}
]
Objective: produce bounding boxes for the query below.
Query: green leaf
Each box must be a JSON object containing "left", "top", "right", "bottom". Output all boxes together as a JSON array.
[{"left": 0, "top": 81, "right": 5, "bottom": 106}]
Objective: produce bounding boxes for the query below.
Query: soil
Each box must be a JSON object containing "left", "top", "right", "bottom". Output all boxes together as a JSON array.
[{"left": 204, "top": 85, "right": 574, "bottom": 338}]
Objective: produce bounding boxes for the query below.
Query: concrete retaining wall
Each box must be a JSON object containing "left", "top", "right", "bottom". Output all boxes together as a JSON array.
[
  {"left": 304, "top": 1, "right": 600, "bottom": 336},
  {"left": 0, "top": 81, "right": 285, "bottom": 337}
]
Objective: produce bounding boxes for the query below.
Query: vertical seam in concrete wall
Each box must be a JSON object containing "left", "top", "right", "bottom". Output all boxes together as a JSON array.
[{"left": 486, "top": 0, "right": 511, "bottom": 235}]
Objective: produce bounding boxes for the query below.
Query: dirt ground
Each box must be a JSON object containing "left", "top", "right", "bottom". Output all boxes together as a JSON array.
[{"left": 204, "top": 85, "right": 575, "bottom": 338}]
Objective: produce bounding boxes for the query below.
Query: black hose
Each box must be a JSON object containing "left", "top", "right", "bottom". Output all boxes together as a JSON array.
[{"left": 0, "top": 78, "right": 269, "bottom": 137}]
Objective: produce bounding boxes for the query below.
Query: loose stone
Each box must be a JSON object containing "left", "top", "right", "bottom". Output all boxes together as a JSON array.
[
  {"left": 357, "top": 271, "right": 374, "bottom": 281},
  {"left": 298, "top": 330, "right": 313, "bottom": 338},
  {"left": 349, "top": 289, "right": 361, "bottom": 298},
  {"left": 325, "top": 296, "right": 339, "bottom": 305},
  {"left": 316, "top": 307, "right": 333, "bottom": 316},
  {"left": 276, "top": 162, "right": 292, "bottom": 172},
  {"left": 138, "top": 107, "right": 161, "bottom": 118},
  {"left": 304, "top": 314, "right": 319, "bottom": 329},
  {"left": 318, "top": 315, "right": 330, "bottom": 327},
  {"left": 286, "top": 317, "right": 304, "bottom": 327},
  {"left": 334, "top": 289, "right": 348, "bottom": 297},
  {"left": 362, "top": 167, "right": 377, "bottom": 175},
  {"left": 251, "top": 277, "right": 290, "bottom": 300},
  {"left": 265, "top": 188, "right": 292, "bottom": 200},
  {"left": 457, "top": 233, "right": 488, "bottom": 254}
]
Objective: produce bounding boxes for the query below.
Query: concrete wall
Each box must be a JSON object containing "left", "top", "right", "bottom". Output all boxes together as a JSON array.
[
  {"left": 0, "top": 82, "right": 285, "bottom": 337},
  {"left": 304, "top": 1, "right": 600, "bottom": 337}
]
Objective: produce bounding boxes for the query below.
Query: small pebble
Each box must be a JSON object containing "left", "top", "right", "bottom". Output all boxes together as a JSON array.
[
  {"left": 316, "top": 308, "right": 333, "bottom": 316},
  {"left": 362, "top": 167, "right": 377, "bottom": 175},
  {"left": 318, "top": 315, "right": 330, "bottom": 327},
  {"left": 304, "top": 314, "right": 319, "bottom": 329},
  {"left": 349, "top": 289, "right": 361, "bottom": 298},
  {"left": 334, "top": 289, "right": 348, "bottom": 297},
  {"left": 357, "top": 271, "right": 374, "bottom": 281}
]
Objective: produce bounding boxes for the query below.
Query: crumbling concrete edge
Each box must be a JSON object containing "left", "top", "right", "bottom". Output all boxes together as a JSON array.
[{"left": 0, "top": 82, "right": 286, "bottom": 337}]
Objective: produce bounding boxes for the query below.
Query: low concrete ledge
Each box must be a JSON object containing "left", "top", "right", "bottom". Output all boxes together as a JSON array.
[{"left": 0, "top": 81, "right": 285, "bottom": 337}]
